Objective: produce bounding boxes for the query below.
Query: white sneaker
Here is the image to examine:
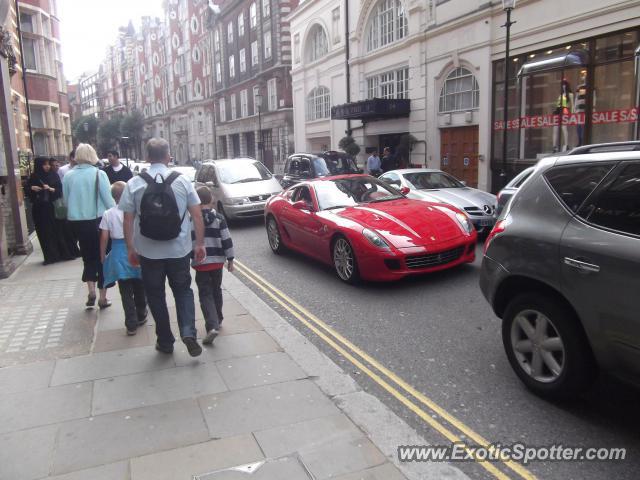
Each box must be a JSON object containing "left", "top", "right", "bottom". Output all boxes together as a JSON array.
[{"left": 202, "top": 329, "right": 219, "bottom": 345}]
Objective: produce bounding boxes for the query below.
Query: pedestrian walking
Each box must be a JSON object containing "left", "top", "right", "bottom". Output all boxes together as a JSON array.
[
  {"left": 26, "top": 157, "right": 74, "bottom": 265},
  {"left": 50, "top": 157, "right": 80, "bottom": 259},
  {"left": 100, "top": 181, "right": 148, "bottom": 336},
  {"left": 380, "top": 147, "right": 398, "bottom": 173},
  {"left": 120, "top": 137, "right": 206, "bottom": 357},
  {"left": 192, "top": 186, "right": 234, "bottom": 345},
  {"left": 57, "top": 149, "right": 76, "bottom": 180},
  {"left": 103, "top": 150, "right": 133, "bottom": 184},
  {"left": 366, "top": 150, "right": 382, "bottom": 176},
  {"left": 62, "top": 143, "right": 115, "bottom": 308}
]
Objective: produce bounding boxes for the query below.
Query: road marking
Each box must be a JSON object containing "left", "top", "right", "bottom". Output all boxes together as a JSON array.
[{"left": 234, "top": 261, "right": 536, "bottom": 480}]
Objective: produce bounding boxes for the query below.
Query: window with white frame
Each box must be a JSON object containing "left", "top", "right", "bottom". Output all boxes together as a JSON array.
[
  {"left": 23, "top": 38, "right": 37, "bottom": 70},
  {"left": 250, "top": 2, "right": 257, "bottom": 27},
  {"left": 30, "top": 107, "right": 45, "bottom": 128},
  {"left": 366, "top": 67, "right": 409, "bottom": 99},
  {"left": 227, "top": 21, "right": 234, "bottom": 43},
  {"left": 267, "top": 78, "right": 277, "bottom": 111},
  {"left": 306, "top": 86, "right": 330, "bottom": 121},
  {"left": 228, "top": 55, "right": 235, "bottom": 77},
  {"left": 253, "top": 86, "right": 261, "bottom": 114},
  {"left": 438, "top": 67, "right": 479, "bottom": 113},
  {"left": 216, "top": 61, "right": 221, "bottom": 83},
  {"left": 262, "top": 0, "right": 270, "bottom": 17},
  {"left": 251, "top": 41, "right": 259, "bottom": 66},
  {"left": 240, "top": 89, "right": 248, "bottom": 117},
  {"left": 366, "top": 0, "right": 407, "bottom": 52},
  {"left": 238, "top": 12, "right": 245, "bottom": 37},
  {"left": 20, "top": 13, "right": 34, "bottom": 33},
  {"left": 214, "top": 29, "right": 220, "bottom": 51},
  {"left": 307, "top": 25, "right": 328, "bottom": 63},
  {"left": 230, "top": 93, "right": 237, "bottom": 120},
  {"left": 219, "top": 97, "right": 226, "bottom": 122},
  {"left": 239, "top": 49, "right": 246, "bottom": 72},
  {"left": 263, "top": 31, "right": 272, "bottom": 59}
]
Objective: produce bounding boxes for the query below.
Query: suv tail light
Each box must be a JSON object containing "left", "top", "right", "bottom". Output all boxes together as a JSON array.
[{"left": 484, "top": 217, "right": 509, "bottom": 254}]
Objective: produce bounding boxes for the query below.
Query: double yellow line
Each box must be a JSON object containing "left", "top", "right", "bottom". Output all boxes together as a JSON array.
[{"left": 234, "top": 259, "right": 536, "bottom": 480}]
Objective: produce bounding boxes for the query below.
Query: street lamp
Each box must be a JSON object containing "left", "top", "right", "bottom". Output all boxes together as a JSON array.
[
  {"left": 255, "top": 92, "right": 263, "bottom": 162},
  {"left": 500, "top": 0, "right": 516, "bottom": 184}
]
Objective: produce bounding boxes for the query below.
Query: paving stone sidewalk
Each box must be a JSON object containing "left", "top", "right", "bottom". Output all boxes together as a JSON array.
[{"left": 0, "top": 241, "right": 468, "bottom": 480}]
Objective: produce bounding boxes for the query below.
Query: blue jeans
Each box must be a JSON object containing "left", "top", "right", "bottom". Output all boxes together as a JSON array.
[{"left": 139, "top": 254, "right": 197, "bottom": 347}]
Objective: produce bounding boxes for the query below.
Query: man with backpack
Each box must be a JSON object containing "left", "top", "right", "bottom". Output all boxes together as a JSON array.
[{"left": 120, "top": 138, "right": 206, "bottom": 357}]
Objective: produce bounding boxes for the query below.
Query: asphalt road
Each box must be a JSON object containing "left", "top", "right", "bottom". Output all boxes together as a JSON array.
[{"left": 229, "top": 218, "right": 640, "bottom": 480}]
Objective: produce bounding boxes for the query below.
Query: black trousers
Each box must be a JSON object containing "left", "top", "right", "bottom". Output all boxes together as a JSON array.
[
  {"left": 70, "top": 218, "right": 105, "bottom": 288},
  {"left": 195, "top": 269, "right": 224, "bottom": 331},
  {"left": 118, "top": 279, "right": 147, "bottom": 331}
]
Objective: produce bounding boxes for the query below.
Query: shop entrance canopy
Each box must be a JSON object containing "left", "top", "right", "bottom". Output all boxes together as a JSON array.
[{"left": 517, "top": 49, "right": 589, "bottom": 77}]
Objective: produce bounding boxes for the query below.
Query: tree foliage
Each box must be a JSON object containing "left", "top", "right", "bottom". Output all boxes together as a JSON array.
[
  {"left": 97, "top": 116, "right": 123, "bottom": 156},
  {"left": 338, "top": 135, "right": 361, "bottom": 158},
  {"left": 72, "top": 115, "right": 98, "bottom": 145}
]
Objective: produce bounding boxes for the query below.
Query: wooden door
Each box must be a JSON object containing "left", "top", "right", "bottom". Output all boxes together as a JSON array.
[{"left": 440, "top": 126, "right": 479, "bottom": 187}]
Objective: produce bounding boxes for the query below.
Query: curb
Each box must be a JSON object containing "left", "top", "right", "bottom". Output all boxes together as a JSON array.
[{"left": 222, "top": 271, "right": 470, "bottom": 480}]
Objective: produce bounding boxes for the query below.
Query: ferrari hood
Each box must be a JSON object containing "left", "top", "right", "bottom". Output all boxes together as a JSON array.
[{"left": 334, "top": 199, "right": 465, "bottom": 248}]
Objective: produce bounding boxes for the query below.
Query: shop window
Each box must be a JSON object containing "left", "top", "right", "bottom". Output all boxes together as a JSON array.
[{"left": 439, "top": 67, "right": 479, "bottom": 113}]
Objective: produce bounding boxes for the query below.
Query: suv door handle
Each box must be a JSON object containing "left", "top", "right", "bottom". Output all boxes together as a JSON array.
[{"left": 563, "top": 257, "right": 601, "bottom": 273}]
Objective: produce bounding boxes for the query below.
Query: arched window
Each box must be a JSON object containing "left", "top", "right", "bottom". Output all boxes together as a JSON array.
[
  {"left": 439, "top": 67, "right": 479, "bottom": 113},
  {"left": 306, "top": 86, "right": 330, "bottom": 121},
  {"left": 307, "top": 25, "right": 328, "bottom": 63},
  {"left": 366, "top": 0, "right": 407, "bottom": 52}
]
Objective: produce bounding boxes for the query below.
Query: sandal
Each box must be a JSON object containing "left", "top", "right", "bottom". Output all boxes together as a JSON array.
[
  {"left": 86, "top": 293, "right": 96, "bottom": 307},
  {"left": 98, "top": 300, "right": 112, "bottom": 310}
]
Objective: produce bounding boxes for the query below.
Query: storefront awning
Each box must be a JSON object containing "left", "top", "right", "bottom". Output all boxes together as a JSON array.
[
  {"left": 331, "top": 99, "right": 411, "bottom": 121},
  {"left": 518, "top": 49, "right": 589, "bottom": 77}
]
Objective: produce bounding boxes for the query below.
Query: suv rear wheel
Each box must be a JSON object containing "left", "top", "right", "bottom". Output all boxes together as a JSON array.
[{"left": 502, "top": 293, "right": 596, "bottom": 399}]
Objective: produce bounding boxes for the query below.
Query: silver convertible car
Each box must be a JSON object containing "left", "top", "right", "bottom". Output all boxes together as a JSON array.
[{"left": 380, "top": 169, "right": 498, "bottom": 234}]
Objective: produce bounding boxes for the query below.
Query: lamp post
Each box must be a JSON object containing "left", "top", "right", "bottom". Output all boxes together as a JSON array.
[
  {"left": 256, "top": 92, "right": 263, "bottom": 162},
  {"left": 500, "top": 0, "right": 516, "bottom": 184}
]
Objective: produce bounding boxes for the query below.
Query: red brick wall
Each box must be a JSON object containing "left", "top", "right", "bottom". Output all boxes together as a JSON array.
[{"left": 26, "top": 75, "right": 59, "bottom": 104}]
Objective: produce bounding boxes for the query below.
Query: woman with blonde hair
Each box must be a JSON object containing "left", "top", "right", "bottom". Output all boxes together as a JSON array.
[{"left": 62, "top": 144, "right": 115, "bottom": 308}]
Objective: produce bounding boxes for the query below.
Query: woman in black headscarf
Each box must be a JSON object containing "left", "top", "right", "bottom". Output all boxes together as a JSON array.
[
  {"left": 50, "top": 157, "right": 80, "bottom": 258},
  {"left": 26, "top": 157, "right": 73, "bottom": 264}
]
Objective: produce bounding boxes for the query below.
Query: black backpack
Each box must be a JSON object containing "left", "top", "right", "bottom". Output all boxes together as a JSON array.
[{"left": 139, "top": 171, "right": 184, "bottom": 241}]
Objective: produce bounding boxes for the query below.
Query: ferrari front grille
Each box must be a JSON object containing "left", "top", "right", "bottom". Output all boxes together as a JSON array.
[{"left": 405, "top": 246, "right": 465, "bottom": 269}]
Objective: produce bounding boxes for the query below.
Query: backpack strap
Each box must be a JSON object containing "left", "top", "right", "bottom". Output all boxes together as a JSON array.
[
  {"left": 139, "top": 171, "right": 155, "bottom": 185},
  {"left": 165, "top": 171, "right": 181, "bottom": 185}
]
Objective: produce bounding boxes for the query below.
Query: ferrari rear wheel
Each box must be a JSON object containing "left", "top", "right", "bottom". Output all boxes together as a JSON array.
[
  {"left": 266, "top": 216, "right": 285, "bottom": 254},
  {"left": 333, "top": 237, "right": 359, "bottom": 284}
]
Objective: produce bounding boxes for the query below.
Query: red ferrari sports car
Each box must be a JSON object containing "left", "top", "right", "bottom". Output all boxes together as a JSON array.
[{"left": 264, "top": 175, "right": 477, "bottom": 283}]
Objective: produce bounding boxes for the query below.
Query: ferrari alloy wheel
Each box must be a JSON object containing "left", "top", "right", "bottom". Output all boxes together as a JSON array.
[
  {"left": 333, "top": 237, "right": 359, "bottom": 284},
  {"left": 266, "top": 216, "right": 285, "bottom": 254}
]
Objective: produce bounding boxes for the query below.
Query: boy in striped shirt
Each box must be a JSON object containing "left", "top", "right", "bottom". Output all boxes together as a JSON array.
[{"left": 191, "top": 186, "right": 235, "bottom": 345}]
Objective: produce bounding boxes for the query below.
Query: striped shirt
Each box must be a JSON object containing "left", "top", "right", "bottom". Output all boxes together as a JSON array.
[{"left": 191, "top": 208, "right": 234, "bottom": 269}]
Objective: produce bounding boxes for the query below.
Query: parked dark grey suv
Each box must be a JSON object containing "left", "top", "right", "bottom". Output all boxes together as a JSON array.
[{"left": 480, "top": 142, "right": 640, "bottom": 399}]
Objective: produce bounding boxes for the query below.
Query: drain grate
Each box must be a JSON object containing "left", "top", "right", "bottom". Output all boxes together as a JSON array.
[{"left": 194, "top": 455, "right": 314, "bottom": 480}]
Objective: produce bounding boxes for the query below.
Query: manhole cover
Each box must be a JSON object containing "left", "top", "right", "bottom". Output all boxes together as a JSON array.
[{"left": 194, "top": 455, "right": 314, "bottom": 480}]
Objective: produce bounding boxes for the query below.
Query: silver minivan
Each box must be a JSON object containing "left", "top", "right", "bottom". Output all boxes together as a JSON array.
[
  {"left": 195, "top": 158, "right": 282, "bottom": 220},
  {"left": 480, "top": 142, "right": 640, "bottom": 399}
]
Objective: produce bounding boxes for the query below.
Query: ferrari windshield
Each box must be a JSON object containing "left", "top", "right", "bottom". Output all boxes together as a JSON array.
[
  {"left": 315, "top": 177, "right": 402, "bottom": 210},
  {"left": 404, "top": 172, "right": 464, "bottom": 189}
]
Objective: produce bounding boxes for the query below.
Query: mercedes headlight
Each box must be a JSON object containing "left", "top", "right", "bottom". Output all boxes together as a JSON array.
[
  {"left": 455, "top": 212, "right": 473, "bottom": 235},
  {"left": 362, "top": 228, "right": 390, "bottom": 250},
  {"left": 224, "top": 197, "right": 250, "bottom": 205}
]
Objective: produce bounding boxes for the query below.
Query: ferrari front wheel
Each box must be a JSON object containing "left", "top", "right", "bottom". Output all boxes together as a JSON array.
[{"left": 332, "top": 237, "right": 359, "bottom": 284}]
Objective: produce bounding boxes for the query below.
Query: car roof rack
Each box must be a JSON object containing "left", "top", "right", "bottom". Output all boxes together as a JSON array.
[{"left": 568, "top": 141, "right": 640, "bottom": 155}]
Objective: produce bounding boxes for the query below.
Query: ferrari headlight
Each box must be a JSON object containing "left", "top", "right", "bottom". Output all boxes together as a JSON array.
[
  {"left": 362, "top": 228, "right": 390, "bottom": 250},
  {"left": 224, "top": 196, "right": 250, "bottom": 205},
  {"left": 455, "top": 212, "right": 473, "bottom": 235}
]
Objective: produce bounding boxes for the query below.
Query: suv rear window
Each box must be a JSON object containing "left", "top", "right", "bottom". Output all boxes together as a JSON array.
[{"left": 544, "top": 163, "right": 615, "bottom": 213}]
